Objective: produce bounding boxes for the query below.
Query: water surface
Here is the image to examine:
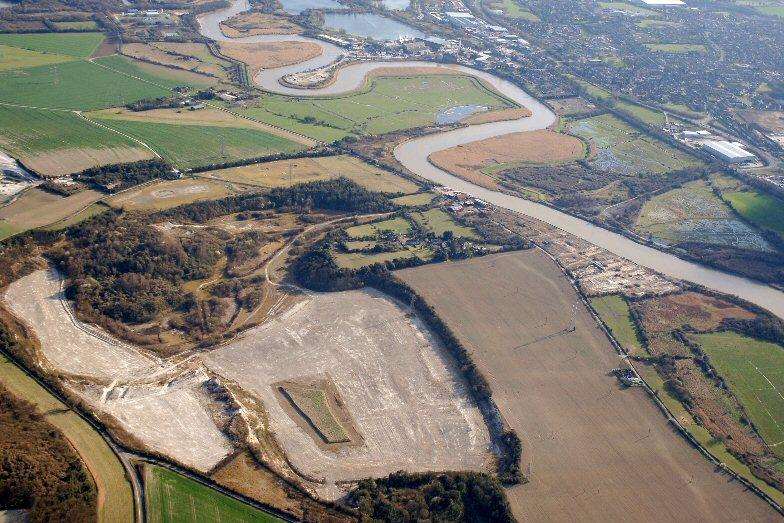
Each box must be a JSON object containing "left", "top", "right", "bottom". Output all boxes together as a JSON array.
[{"left": 323, "top": 12, "right": 425, "bottom": 40}]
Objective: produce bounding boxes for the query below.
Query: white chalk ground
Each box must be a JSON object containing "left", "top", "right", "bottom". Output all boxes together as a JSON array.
[
  {"left": 3, "top": 269, "right": 234, "bottom": 472},
  {"left": 205, "top": 288, "right": 492, "bottom": 499}
]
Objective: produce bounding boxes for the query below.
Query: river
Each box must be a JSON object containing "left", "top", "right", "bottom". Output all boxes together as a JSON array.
[{"left": 197, "top": 0, "right": 784, "bottom": 319}]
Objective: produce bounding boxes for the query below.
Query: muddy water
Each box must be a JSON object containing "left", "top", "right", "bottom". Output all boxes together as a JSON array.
[{"left": 198, "top": 0, "right": 784, "bottom": 319}]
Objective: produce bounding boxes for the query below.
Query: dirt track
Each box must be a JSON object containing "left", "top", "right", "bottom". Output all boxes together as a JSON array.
[{"left": 399, "top": 250, "right": 780, "bottom": 522}]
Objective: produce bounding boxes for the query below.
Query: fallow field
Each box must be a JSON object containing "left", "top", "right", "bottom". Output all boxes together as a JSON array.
[{"left": 398, "top": 250, "right": 779, "bottom": 522}]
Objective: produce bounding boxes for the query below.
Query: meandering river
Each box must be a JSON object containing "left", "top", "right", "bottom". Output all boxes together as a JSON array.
[{"left": 198, "top": 0, "right": 784, "bottom": 319}]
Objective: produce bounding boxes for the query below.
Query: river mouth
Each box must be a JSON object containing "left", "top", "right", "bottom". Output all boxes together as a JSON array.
[{"left": 197, "top": 0, "right": 784, "bottom": 319}]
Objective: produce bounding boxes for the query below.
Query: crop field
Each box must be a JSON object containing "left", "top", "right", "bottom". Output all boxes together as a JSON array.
[
  {"left": 0, "top": 354, "right": 134, "bottom": 523},
  {"left": 634, "top": 180, "right": 772, "bottom": 250},
  {"left": 122, "top": 42, "right": 231, "bottom": 83},
  {"left": 144, "top": 465, "right": 283, "bottom": 523},
  {"left": 199, "top": 154, "right": 418, "bottom": 193},
  {"left": 646, "top": 43, "right": 708, "bottom": 53},
  {"left": 94, "top": 54, "right": 216, "bottom": 90},
  {"left": 429, "top": 130, "right": 584, "bottom": 188},
  {"left": 0, "top": 32, "right": 104, "bottom": 58},
  {"left": 692, "top": 332, "right": 784, "bottom": 458},
  {"left": 0, "top": 104, "right": 153, "bottom": 176},
  {"left": 43, "top": 202, "right": 109, "bottom": 231},
  {"left": 398, "top": 250, "right": 778, "bottom": 522},
  {"left": 203, "top": 289, "right": 491, "bottom": 499},
  {"left": 0, "top": 188, "right": 104, "bottom": 239},
  {"left": 391, "top": 191, "right": 436, "bottom": 206},
  {"left": 334, "top": 245, "right": 433, "bottom": 268},
  {"left": 0, "top": 43, "right": 74, "bottom": 71},
  {"left": 107, "top": 178, "right": 241, "bottom": 211},
  {"left": 52, "top": 20, "right": 99, "bottom": 30},
  {"left": 90, "top": 116, "right": 305, "bottom": 169},
  {"left": 410, "top": 208, "right": 479, "bottom": 239},
  {"left": 567, "top": 114, "right": 701, "bottom": 175},
  {"left": 238, "top": 74, "right": 515, "bottom": 139},
  {"left": 715, "top": 176, "right": 784, "bottom": 236},
  {"left": 590, "top": 294, "right": 644, "bottom": 356}
]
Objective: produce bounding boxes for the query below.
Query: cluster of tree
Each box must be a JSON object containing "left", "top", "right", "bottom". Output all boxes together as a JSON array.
[
  {"left": 0, "top": 382, "right": 97, "bottom": 522},
  {"left": 75, "top": 159, "right": 176, "bottom": 193},
  {"left": 125, "top": 95, "right": 184, "bottom": 112},
  {"left": 345, "top": 471, "right": 515, "bottom": 523},
  {"left": 678, "top": 242, "right": 784, "bottom": 287},
  {"left": 266, "top": 177, "right": 394, "bottom": 213},
  {"left": 48, "top": 211, "right": 221, "bottom": 324},
  {"left": 38, "top": 180, "right": 82, "bottom": 197},
  {"left": 722, "top": 314, "right": 784, "bottom": 347}
]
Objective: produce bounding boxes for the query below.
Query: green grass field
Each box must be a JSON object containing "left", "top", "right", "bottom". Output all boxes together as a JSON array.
[
  {"left": 723, "top": 189, "right": 784, "bottom": 236},
  {"left": 646, "top": 43, "right": 708, "bottom": 53},
  {"left": 590, "top": 295, "right": 645, "bottom": 356},
  {"left": 568, "top": 113, "right": 702, "bottom": 175},
  {"left": 346, "top": 216, "right": 412, "bottom": 238},
  {"left": 145, "top": 465, "right": 283, "bottom": 523},
  {"left": 94, "top": 54, "right": 215, "bottom": 90},
  {"left": 91, "top": 117, "right": 304, "bottom": 169},
  {"left": 0, "top": 32, "right": 104, "bottom": 58},
  {"left": 0, "top": 104, "right": 138, "bottom": 157},
  {"left": 52, "top": 20, "right": 99, "bottom": 30},
  {"left": 238, "top": 74, "right": 515, "bottom": 140},
  {"left": 492, "top": 0, "right": 540, "bottom": 20},
  {"left": 0, "top": 354, "right": 134, "bottom": 522},
  {"left": 0, "top": 44, "right": 74, "bottom": 71},
  {"left": 598, "top": 1, "right": 656, "bottom": 15},
  {"left": 335, "top": 245, "right": 433, "bottom": 269},
  {"left": 392, "top": 192, "right": 437, "bottom": 206},
  {"left": 693, "top": 332, "right": 784, "bottom": 458},
  {"left": 410, "top": 208, "right": 479, "bottom": 239}
]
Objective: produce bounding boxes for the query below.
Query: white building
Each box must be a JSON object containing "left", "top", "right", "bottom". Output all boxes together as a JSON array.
[{"left": 701, "top": 140, "right": 756, "bottom": 164}]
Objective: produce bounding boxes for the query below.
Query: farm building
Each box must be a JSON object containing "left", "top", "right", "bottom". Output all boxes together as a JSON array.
[{"left": 700, "top": 140, "right": 756, "bottom": 164}]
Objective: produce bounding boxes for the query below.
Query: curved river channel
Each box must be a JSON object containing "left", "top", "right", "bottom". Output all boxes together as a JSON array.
[{"left": 199, "top": 0, "right": 784, "bottom": 319}]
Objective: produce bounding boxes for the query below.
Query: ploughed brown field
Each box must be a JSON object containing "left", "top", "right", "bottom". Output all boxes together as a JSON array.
[{"left": 398, "top": 250, "right": 779, "bottom": 522}]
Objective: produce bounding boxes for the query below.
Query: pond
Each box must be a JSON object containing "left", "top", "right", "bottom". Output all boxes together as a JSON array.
[
  {"left": 278, "top": 0, "right": 341, "bottom": 14},
  {"left": 323, "top": 12, "right": 425, "bottom": 40},
  {"left": 436, "top": 105, "right": 488, "bottom": 125}
]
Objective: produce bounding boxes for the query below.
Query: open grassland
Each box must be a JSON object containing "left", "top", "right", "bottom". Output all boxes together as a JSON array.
[
  {"left": 107, "top": 178, "right": 241, "bottom": 211},
  {"left": 692, "top": 332, "right": 784, "bottom": 458},
  {"left": 392, "top": 192, "right": 436, "bottom": 206},
  {"left": 429, "top": 130, "right": 584, "bottom": 189},
  {"left": 634, "top": 180, "right": 772, "bottom": 251},
  {"left": 238, "top": 74, "right": 515, "bottom": 140},
  {"left": 335, "top": 245, "right": 433, "bottom": 268},
  {"left": 0, "top": 44, "right": 74, "bottom": 71},
  {"left": 220, "top": 11, "right": 303, "bottom": 37},
  {"left": 590, "top": 294, "right": 644, "bottom": 356},
  {"left": 0, "top": 60, "right": 172, "bottom": 110},
  {"left": 145, "top": 465, "right": 283, "bottom": 523},
  {"left": 0, "top": 188, "right": 103, "bottom": 239},
  {"left": 122, "top": 42, "right": 232, "bottom": 82},
  {"left": 0, "top": 354, "right": 134, "bottom": 523},
  {"left": 410, "top": 208, "right": 479, "bottom": 239},
  {"left": 0, "top": 32, "right": 104, "bottom": 58},
  {"left": 201, "top": 155, "right": 418, "bottom": 193},
  {"left": 204, "top": 289, "right": 491, "bottom": 499},
  {"left": 218, "top": 41, "right": 321, "bottom": 74},
  {"left": 599, "top": 1, "right": 656, "bottom": 15},
  {"left": 487, "top": 0, "right": 540, "bottom": 20},
  {"left": 95, "top": 54, "right": 216, "bottom": 90},
  {"left": 90, "top": 116, "right": 304, "bottom": 169},
  {"left": 52, "top": 20, "right": 99, "bottom": 30},
  {"left": 720, "top": 184, "right": 784, "bottom": 236},
  {"left": 345, "top": 216, "right": 412, "bottom": 238},
  {"left": 567, "top": 113, "right": 702, "bottom": 175},
  {"left": 646, "top": 43, "right": 708, "bottom": 53},
  {"left": 43, "top": 202, "right": 109, "bottom": 231},
  {"left": 398, "top": 250, "right": 779, "bottom": 522}
]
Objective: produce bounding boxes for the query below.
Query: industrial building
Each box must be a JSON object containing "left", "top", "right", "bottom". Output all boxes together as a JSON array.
[{"left": 700, "top": 140, "right": 756, "bottom": 164}]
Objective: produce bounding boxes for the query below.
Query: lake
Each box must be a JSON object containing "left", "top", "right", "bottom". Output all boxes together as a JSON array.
[
  {"left": 323, "top": 12, "right": 425, "bottom": 40},
  {"left": 278, "top": 0, "right": 341, "bottom": 14},
  {"left": 382, "top": 0, "right": 410, "bottom": 10}
]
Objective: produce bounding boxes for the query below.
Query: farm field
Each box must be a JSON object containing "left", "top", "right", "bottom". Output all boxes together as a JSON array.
[
  {"left": 237, "top": 74, "right": 516, "bottom": 139},
  {"left": 487, "top": 0, "right": 540, "bottom": 20},
  {"left": 52, "top": 20, "right": 99, "bottom": 30},
  {"left": 646, "top": 43, "right": 708, "bottom": 53},
  {"left": 392, "top": 191, "right": 436, "bottom": 206},
  {"left": 345, "top": 216, "right": 412, "bottom": 238},
  {"left": 598, "top": 1, "right": 656, "bottom": 15},
  {"left": 567, "top": 113, "right": 702, "bottom": 175},
  {"left": 144, "top": 465, "right": 283, "bottom": 523},
  {"left": 203, "top": 288, "right": 491, "bottom": 499},
  {"left": 410, "top": 208, "right": 479, "bottom": 239},
  {"left": 0, "top": 43, "right": 74, "bottom": 71},
  {"left": 94, "top": 54, "right": 216, "bottom": 91},
  {"left": 0, "top": 31, "right": 104, "bottom": 58},
  {"left": 590, "top": 294, "right": 644, "bottom": 356},
  {"left": 42, "top": 202, "right": 109, "bottom": 231},
  {"left": 197, "top": 154, "right": 418, "bottom": 193},
  {"left": 107, "top": 178, "right": 241, "bottom": 211},
  {"left": 89, "top": 115, "right": 305, "bottom": 169},
  {"left": 122, "top": 42, "right": 232, "bottom": 82},
  {"left": 398, "top": 250, "right": 779, "bottom": 522},
  {"left": 691, "top": 331, "right": 784, "bottom": 458},
  {"left": 634, "top": 179, "right": 772, "bottom": 250},
  {"left": 428, "top": 130, "right": 584, "bottom": 189},
  {"left": 334, "top": 244, "right": 433, "bottom": 268},
  {"left": 0, "top": 104, "right": 153, "bottom": 177},
  {"left": 713, "top": 174, "right": 784, "bottom": 236},
  {"left": 0, "top": 354, "right": 134, "bottom": 523},
  {"left": 0, "top": 188, "right": 103, "bottom": 240}
]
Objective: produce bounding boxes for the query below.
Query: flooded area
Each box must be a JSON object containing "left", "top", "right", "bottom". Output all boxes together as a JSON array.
[
  {"left": 436, "top": 104, "right": 488, "bottom": 124},
  {"left": 279, "top": 0, "right": 340, "bottom": 14},
  {"left": 323, "top": 12, "right": 425, "bottom": 40}
]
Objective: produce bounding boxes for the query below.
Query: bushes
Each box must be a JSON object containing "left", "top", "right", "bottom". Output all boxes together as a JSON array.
[
  {"left": 345, "top": 471, "right": 515, "bottom": 523},
  {"left": 266, "top": 177, "right": 395, "bottom": 214},
  {"left": 0, "top": 382, "right": 97, "bottom": 523},
  {"left": 75, "top": 159, "right": 176, "bottom": 193}
]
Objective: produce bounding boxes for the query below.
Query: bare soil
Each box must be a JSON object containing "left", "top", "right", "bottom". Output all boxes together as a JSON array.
[
  {"left": 398, "top": 250, "right": 779, "bottom": 522},
  {"left": 21, "top": 146, "right": 154, "bottom": 178}
]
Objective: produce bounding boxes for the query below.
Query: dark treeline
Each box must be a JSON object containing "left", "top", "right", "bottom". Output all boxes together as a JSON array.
[
  {"left": 0, "top": 381, "right": 97, "bottom": 523},
  {"left": 266, "top": 177, "right": 395, "bottom": 214},
  {"left": 75, "top": 159, "right": 176, "bottom": 193},
  {"left": 125, "top": 95, "right": 184, "bottom": 112},
  {"left": 290, "top": 247, "right": 523, "bottom": 484},
  {"left": 345, "top": 471, "right": 515, "bottom": 523}
]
